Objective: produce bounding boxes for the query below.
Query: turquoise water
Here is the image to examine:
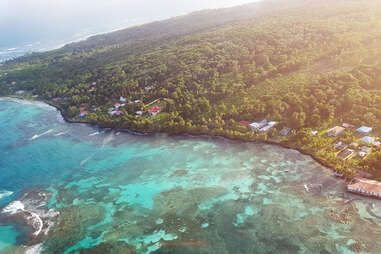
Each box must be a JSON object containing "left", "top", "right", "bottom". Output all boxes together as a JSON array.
[
  {"left": 0, "top": 226, "right": 18, "bottom": 251},
  {"left": 0, "top": 98, "right": 381, "bottom": 253}
]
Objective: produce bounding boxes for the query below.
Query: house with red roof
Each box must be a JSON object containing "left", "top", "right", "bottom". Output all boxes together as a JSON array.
[
  {"left": 79, "top": 111, "right": 88, "bottom": 118},
  {"left": 238, "top": 121, "right": 251, "bottom": 127},
  {"left": 109, "top": 110, "right": 124, "bottom": 116},
  {"left": 115, "top": 110, "right": 124, "bottom": 116},
  {"left": 148, "top": 106, "right": 162, "bottom": 117}
]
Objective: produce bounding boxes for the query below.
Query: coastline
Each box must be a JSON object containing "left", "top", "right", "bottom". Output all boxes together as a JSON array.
[
  {"left": 1, "top": 96, "right": 345, "bottom": 180},
  {"left": 2, "top": 96, "right": 381, "bottom": 253}
]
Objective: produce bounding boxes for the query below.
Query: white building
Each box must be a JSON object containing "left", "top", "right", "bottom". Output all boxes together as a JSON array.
[
  {"left": 249, "top": 120, "right": 268, "bottom": 131},
  {"left": 357, "top": 126, "right": 372, "bottom": 134}
]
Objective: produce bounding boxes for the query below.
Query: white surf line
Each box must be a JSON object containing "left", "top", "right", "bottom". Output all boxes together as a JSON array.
[
  {"left": 80, "top": 153, "right": 97, "bottom": 166},
  {"left": 25, "top": 243, "right": 43, "bottom": 254},
  {"left": 54, "top": 131, "right": 68, "bottom": 137},
  {"left": 28, "top": 211, "right": 43, "bottom": 236},
  {"left": 29, "top": 129, "right": 54, "bottom": 140},
  {"left": 2, "top": 201, "right": 43, "bottom": 237},
  {"left": 0, "top": 190, "right": 13, "bottom": 200},
  {"left": 2, "top": 200, "right": 25, "bottom": 214}
]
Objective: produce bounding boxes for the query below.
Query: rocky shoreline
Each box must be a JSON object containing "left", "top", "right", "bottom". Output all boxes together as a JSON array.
[{"left": 0, "top": 188, "right": 59, "bottom": 252}]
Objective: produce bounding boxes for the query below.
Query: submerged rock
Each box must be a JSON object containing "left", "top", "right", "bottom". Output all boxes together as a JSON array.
[
  {"left": 79, "top": 241, "right": 135, "bottom": 254},
  {"left": 170, "top": 170, "right": 188, "bottom": 177}
]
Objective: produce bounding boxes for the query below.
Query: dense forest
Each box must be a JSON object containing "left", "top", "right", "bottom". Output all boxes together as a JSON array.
[{"left": 2, "top": 0, "right": 381, "bottom": 178}]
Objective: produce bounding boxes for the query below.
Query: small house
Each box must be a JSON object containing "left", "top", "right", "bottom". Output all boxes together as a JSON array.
[
  {"left": 136, "top": 111, "right": 143, "bottom": 116},
  {"left": 280, "top": 128, "right": 292, "bottom": 136},
  {"left": 11, "top": 81, "right": 16, "bottom": 85},
  {"left": 361, "top": 136, "right": 375, "bottom": 144},
  {"left": 148, "top": 107, "right": 162, "bottom": 117},
  {"left": 343, "top": 123, "right": 355, "bottom": 128},
  {"left": 311, "top": 130, "right": 318, "bottom": 136},
  {"left": 108, "top": 110, "right": 117, "bottom": 116},
  {"left": 327, "top": 126, "right": 345, "bottom": 137},
  {"left": 374, "top": 141, "right": 381, "bottom": 147},
  {"left": 361, "top": 146, "right": 372, "bottom": 154},
  {"left": 92, "top": 82, "right": 97, "bottom": 86},
  {"left": 238, "top": 121, "right": 251, "bottom": 127},
  {"left": 115, "top": 110, "right": 123, "bottom": 116},
  {"left": 120, "top": 97, "right": 127, "bottom": 103},
  {"left": 334, "top": 141, "right": 347, "bottom": 151},
  {"left": 338, "top": 149, "right": 354, "bottom": 160},
  {"left": 89, "top": 87, "right": 96, "bottom": 92},
  {"left": 350, "top": 142, "right": 359, "bottom": 148},
  {"left": 134, "top": 100, "right": 141, "bottom": 104},
  {"left": 359, "top": 146, "right": 372, "bottom": 157},
  {"left": 145, "top": 86, "right": 153, "bottom": 92},
  {"left": 357, "top": 126, "right": 372, "bottom": 134},
  {"left": 80, "top": 105, "right": 87, "bottom": 112},
  {"left": 250, "top": 120, "right": 268, "bottom": 131},
  {"left": 114, "top": 103, "right": 121, "bottom": 109},
  {"left": 259, "top": 121, "right": 277, "bottom": 133},
  {"left": 79, "top": 111, "right": 88, "bottom": 118}
]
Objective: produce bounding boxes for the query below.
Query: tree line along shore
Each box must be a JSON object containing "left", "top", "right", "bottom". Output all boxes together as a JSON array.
[{"left": 2, "top": 0, "right": 381, "bottom": 188}]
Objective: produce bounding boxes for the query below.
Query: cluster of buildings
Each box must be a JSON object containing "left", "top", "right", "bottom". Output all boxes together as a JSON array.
[
  {"left": 108, "top": 97, "right": 127, "bottom": 116},
  {"left": 136, "top": 106, "right": 163, "bottom": 117},
  {"left": 77, "top": 95, "right": 164, "bottom": 119},
  {"left": 327, "top": 124, "right": 379, "bottom": 160}
]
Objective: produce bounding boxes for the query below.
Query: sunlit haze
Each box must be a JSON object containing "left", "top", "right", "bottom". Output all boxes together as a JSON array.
[{"left": 0, "top": 0, "right": 260, "bottom": 49}]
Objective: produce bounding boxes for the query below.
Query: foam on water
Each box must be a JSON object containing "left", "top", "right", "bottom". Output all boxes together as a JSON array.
[
  {"left": 0, "top": 190, "right": 13, "bottom": 200},
  {"left": 25, "top": 244, "right": 43, "bottom": 254},
  {"left": 2, "top": 201, "right": 25, "bottom": 215}
]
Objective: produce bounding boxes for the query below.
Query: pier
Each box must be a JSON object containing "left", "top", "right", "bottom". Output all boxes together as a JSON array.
[{"left": 347, "top": 178, "right": 381, "bottom": 199}]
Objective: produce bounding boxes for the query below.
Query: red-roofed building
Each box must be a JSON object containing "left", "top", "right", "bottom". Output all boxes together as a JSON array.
[
  {"left": 79, "top": 111, "right": 88, "bottom": 118},
  {"left": 115, "top": 110, "right": 124, "bottom": 116},
  {"left": 148, "top": 106, "right": 162, "bottom": 117},
  {"left": 238, "top": 121, "right": 251, "bottom": 127}
]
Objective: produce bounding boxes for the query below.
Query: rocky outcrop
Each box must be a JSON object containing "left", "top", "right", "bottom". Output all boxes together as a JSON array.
[{"left": 0, "top": 188, "right": 59, "bottom": 244}]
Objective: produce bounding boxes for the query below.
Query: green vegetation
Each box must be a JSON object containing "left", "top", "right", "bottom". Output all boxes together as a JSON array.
[{"left": 2, "top": 0, "right": 381, "bottom": 178}]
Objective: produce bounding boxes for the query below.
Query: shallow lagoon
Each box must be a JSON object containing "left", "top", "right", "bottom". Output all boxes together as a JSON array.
[{"left": 0, "top": 99, "right": 381, "bottom": 254}]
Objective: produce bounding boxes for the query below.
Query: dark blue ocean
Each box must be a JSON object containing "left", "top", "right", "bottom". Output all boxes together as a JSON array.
[{"left": 0, "top": 98, "right": 380, "bottom": 254}]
